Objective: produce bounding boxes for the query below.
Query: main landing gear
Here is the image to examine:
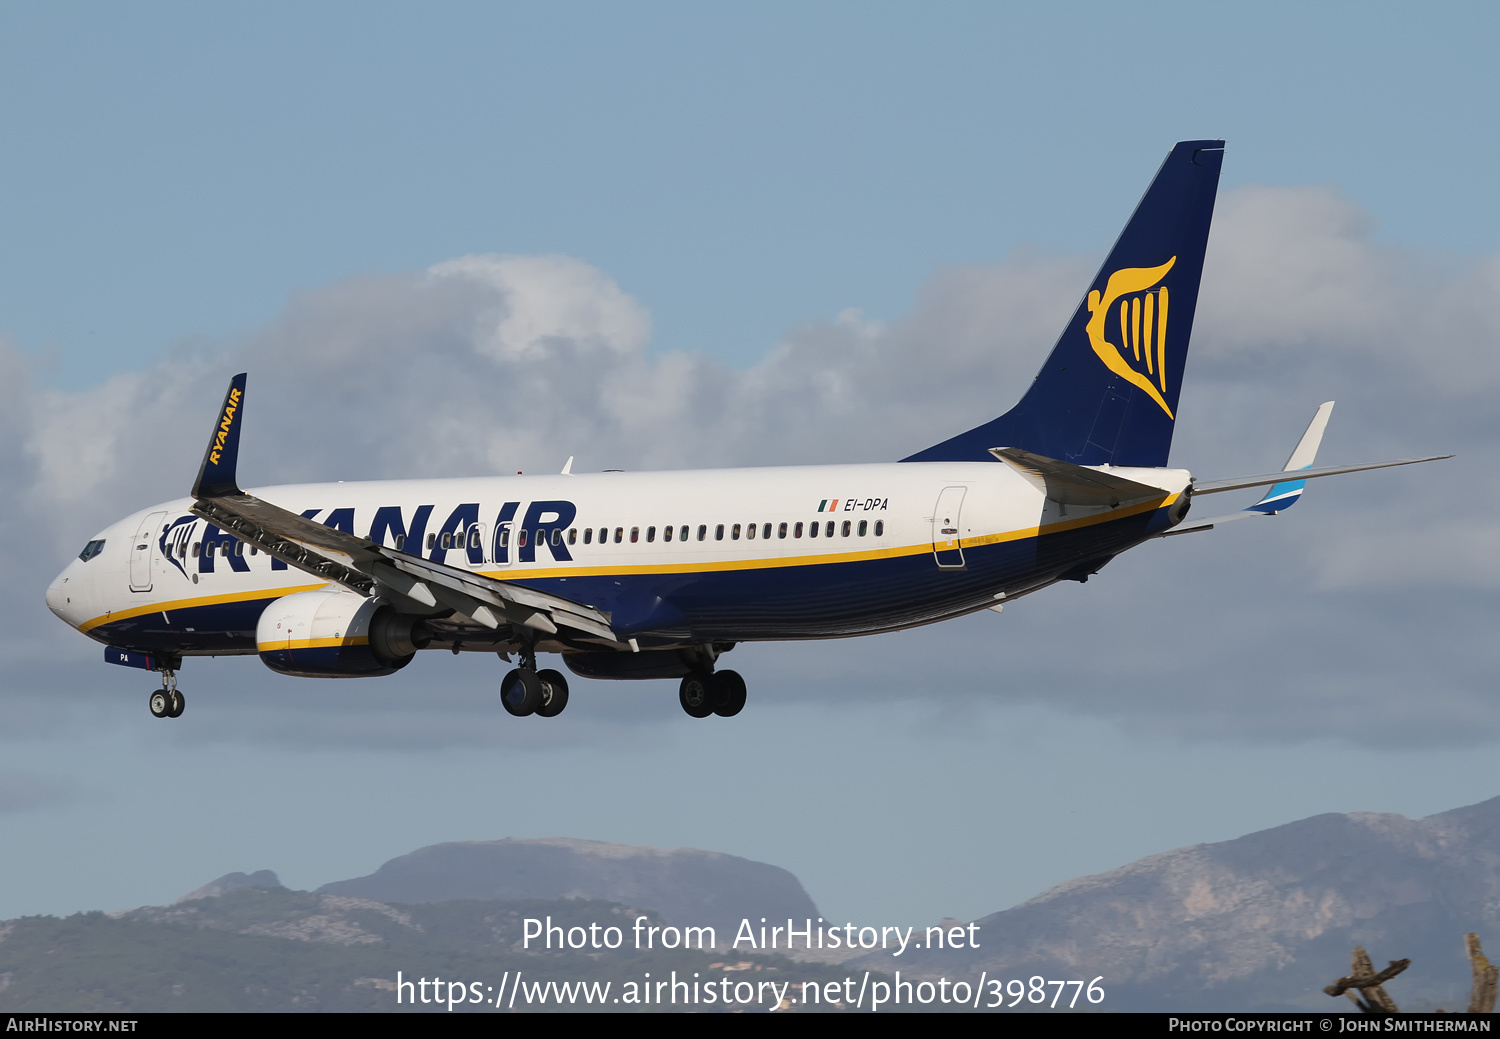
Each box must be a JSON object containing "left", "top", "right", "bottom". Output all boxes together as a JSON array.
[
  {"left": 679, "top": 670, "right": 746, "bottom": 719},
  {"left": 500, "top": 644, "right": 569, "bottom": 719},
  {"left": 148, "top": 670, "right": 185, "bottom": 719}
]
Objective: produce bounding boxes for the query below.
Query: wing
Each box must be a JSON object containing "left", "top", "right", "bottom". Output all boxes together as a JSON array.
[
  {"left": 189, "top": 375, "right": 620, "bottom": 645},
  {"left": 1165, "top": 401, "right": 1450, "bottom": 536}
]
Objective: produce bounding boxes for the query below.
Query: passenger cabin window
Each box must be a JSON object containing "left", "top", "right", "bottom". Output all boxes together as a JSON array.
[
  {"left": 630, "top": 527, "right": 640, "bottom": 543},
  {"left": 427, "top": 533, "right": 437, "bottom": 550},
  {"left": 794, "top": 522, "right": 803, "bottom": 538},
  {"left": 763, "top": 523, "right": 772, "bottom": 540},
  {"left": 680, "top": 525, "right": 689, "bottom": 542},
  {"left": 875, "top": 520, "right": 884, "bottom": 536},
  {"left": 858, "top": 520, "right": 868, "bottom": 536},
  {"left": 646, "top": 526, "right": 656, "bottom": 543},
  {"left": 826, "top": 521, "right": 835, "bottom": 538},
  {"left": 841, "top": 521, "right": 851, "bottom": 537},
  {"left": 551, "top": 529, "right": 561, "bottom": 547},
  {"left": 809, "top": 521, "right": 818, "bottom": 538},
  {"left": 715, "top": 524, "right": 724, "bottom": 541},
  {"left": 698, "top": 525, "right": 707, "bottom": 541},
  {"left": 568, "top": 528, "right": 577, "bottom": 545},
  {"left": 731, "top": 523, "right": 740, "bottom": 540},
  {"left": 614, "top": 527, "right": 624, "bottom": 544},
  {"left": 584, "top": 528, "right": 593, "bottom": 545},
  {"left": 518, "top": 529, "right": 528, "bottom": 547},
  {"left": 744, "top": 523, "right": 753, "bottom": 540},
  {"left": 663, "top": 525, "right": 672, "bottom": 542},
  {"left": 394, "top": 535, "right": 405, "bottom": 551}
]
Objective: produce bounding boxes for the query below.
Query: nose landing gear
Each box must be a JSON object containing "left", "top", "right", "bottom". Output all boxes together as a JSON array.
[{"left": 148, "top": 670, "right": 185, "bottom": 719}]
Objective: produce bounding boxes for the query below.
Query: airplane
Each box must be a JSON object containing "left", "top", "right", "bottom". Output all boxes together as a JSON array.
[{"left": 44, "top": 140, "right": 1449, "bottom": 722}]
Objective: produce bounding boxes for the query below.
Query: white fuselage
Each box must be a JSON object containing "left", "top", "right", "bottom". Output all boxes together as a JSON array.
[{"left": 47, "top": 461, "right": 1190, "bottom": 663}]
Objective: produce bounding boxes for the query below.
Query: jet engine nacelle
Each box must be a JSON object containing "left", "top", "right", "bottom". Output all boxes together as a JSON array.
[{"left": 256, "top": 589, "right": 431, "bottom": 678}]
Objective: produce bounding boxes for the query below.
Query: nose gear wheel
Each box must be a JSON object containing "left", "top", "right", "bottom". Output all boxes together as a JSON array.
[{"left": 149, "top": 669, "right": 185, "bottom": 719}]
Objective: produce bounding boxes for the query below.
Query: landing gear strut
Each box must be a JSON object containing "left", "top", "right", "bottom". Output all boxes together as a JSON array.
[
  {"left": 499, "top": 642, "right": 570, "bottom": 718},
  {"left": 149, "top": 669, "right": 185, "bottom": 719},
  {"left": 679, "top": 669, "right": 746, "bottom": 719}
]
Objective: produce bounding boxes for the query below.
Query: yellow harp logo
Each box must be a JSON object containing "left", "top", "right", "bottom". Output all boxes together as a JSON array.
[{"left": 1084, "top": 257, "right": 1176, "bottom": 419}]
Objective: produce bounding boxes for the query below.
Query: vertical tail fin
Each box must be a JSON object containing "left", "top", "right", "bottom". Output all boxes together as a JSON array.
[{"left": 903, "top": 139, "right": 1224, "bottom": 467}]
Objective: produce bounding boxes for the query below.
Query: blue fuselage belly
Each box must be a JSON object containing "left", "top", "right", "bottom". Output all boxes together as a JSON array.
[{"left": 88, "top": 597, "right": 266, "bottom": 655}]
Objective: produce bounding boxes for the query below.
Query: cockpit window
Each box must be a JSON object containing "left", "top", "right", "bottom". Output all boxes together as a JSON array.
[{"left": 77, "top": 539, "right": 106, "bottom": 562}]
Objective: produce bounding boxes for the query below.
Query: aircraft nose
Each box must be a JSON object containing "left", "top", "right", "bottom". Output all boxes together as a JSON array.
[{"left": 46, "top": 566, "right": 81, "bottom": 627}]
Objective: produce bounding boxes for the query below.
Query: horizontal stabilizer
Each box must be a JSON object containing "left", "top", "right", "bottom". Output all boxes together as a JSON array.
[{"left": 990, "top": 447, "right": 1172, "bottom": 508}]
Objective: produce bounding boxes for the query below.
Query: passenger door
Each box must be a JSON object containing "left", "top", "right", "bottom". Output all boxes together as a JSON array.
[
  {"left": 931, "top": 487, "right": 967, "bottom": 569},
  {"left": 130, "top": 511, "right": 167, "bottom": 591}
]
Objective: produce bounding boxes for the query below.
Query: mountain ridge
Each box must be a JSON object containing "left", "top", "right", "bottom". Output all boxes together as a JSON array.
[
  {"left": 12, "top": 798, "right": 1500, "bottom": 1011},
  {"left": 314, "top": 836, "right": 819, "bottom": 932},
  {"left": 860, "top": 795, "right": 1500, "bottom": 1010}
]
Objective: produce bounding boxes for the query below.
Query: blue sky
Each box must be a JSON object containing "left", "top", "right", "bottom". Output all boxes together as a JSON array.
[
  {"left": 6, "top": 3, "right": 1497, "bottom": 386},
  {"left": 3, "top": 2, "right": 1499, "bottom": 933}
]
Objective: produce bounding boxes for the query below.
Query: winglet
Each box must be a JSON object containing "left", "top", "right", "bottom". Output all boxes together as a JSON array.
[
  {"left": 1162, "top": 402, "right": 1448, "bottom": 537},
  {"left": 1244, "top": 401, "right": 1333, "bottom": 514},
  {"left": 191, "top": 373, "right": 247, "bottom": 499}
]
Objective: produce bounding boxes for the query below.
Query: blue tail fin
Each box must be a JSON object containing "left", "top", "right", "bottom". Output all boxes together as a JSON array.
[{"left": 903, "top": 140, "right": 1224, "bottom": 467}]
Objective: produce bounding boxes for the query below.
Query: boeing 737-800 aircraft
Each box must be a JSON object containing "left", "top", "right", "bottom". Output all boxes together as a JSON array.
[{"left": 45, "top": 140, "right": 1447, "bottom": 721}]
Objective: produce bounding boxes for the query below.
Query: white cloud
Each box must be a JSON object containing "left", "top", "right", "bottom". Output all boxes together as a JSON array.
[{"left": 428, "top": 254, "right": 652, "bottom": 362}]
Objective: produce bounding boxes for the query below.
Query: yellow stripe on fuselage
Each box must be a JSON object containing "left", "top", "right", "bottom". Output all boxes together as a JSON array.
[
  {"left": 80, "top": 583, "right": 327, "bottom": 634},
  {"left": 481, "top": 493, "right": 1179, "bottom": 581}
]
